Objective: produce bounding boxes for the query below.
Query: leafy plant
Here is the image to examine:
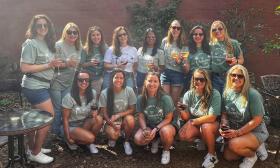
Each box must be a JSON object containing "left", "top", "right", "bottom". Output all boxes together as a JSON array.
[{"left": 127, "top": 0, "right": 182, "bottom": 47}]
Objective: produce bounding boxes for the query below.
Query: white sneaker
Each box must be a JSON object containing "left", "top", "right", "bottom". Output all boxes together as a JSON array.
[
  {"left": 28, "top": 151, "right": 54, "bottom": 164},
  {"left": 256, "top": 143, "right": 268, "bottom": 161},
  {"left": 202, "top": 153, "right": 218, "bottom": 168},
  {"left": 108, "top": 140, "right": 116, "bottom": 147},
  {"left": 151, "top": 138, "right": 160, "bottom": 154},
  {"left": 161, "top": 150, "right": 170, "bottom": 165},
  {"left": 123, "top": 141, "right": 133, "bottom": 155},
  {"left": 239, "top": 153, "right": 258, "bottom": 168},
  {"left": 66, "top": 141, "right": 78, "bottom": 150},
  {"left": 195, "top": 139, "right": 206, "bottom": 151},
  {"left": 26, "top": 147, "right": 51, "bottom": 155},
  {"left": 88, "top": 144, "right": 99, "bottom": 154}
]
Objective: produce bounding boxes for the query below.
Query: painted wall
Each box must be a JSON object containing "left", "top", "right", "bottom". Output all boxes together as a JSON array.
[{"left": 0, "top": 0, "right": 279, "bottom": 80}]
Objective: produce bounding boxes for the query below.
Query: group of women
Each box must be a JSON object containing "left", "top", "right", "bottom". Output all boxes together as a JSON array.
[{"left": 19, "top": 14, "right": 269, "bottom": 168}]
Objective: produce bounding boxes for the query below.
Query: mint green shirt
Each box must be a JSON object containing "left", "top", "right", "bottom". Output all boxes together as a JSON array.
[
  {"left": 136, "top": 94, "right": 175, "bottom": 127},
  {"left": 161, "top": 37, "right": 188, "bottom": 72},
  {"left": 182, "top": 89, "right": 221, "bottom": 118},
  {"left": 210, "top": 39, "right": 242, "bottom": 73},
  {"left": 20, "top": 39, "right": 54, "bottom": 89}
]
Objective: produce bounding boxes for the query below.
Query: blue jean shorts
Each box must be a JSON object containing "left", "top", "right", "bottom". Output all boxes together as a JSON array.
[
  {"left": 136, "top": 71, "right": 147, "bottom": 88},
  {"left": 22, "top": 87, "right": 50, "bottom": 105},
  {"left": 160, "top": 69, "right": 185, "bottom": 86}
]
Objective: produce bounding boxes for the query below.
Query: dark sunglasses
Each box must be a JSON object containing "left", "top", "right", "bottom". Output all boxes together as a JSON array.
[
  {"left": 35, "top": 23, "right": 48, "bottom": 29},
  {"left": 171, "top": 26, "right": 181, "bottom": 31},
  {"left": 118, "top": 33, "right": 127, "bottom": 37},
  {"left": 66, "top": 30, "right": 78, "bottom": 36},
  {"left": 230, "top": 73, "right": 244, "bottom": 79},
  {"left": 212, "top": 27, "right": 223, "bottom": 32},
  {"left": 193, "top": 33, "right": 204, "bottom": 37},
  {"left": 194, "top": 77, "right": 206, "bottom": 83},
  {"left": 78, "top": 78, "right": 90, "bottom": 83}
]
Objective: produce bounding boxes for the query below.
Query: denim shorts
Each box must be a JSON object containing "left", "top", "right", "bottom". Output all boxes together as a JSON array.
[
  {"left": 160, "top": 69, "right": 185, "bottom": 86},
  {"left": 22, "top": 87, "right": 50, "bottom": 105},
  {"left": 136, "top": 71, "right": 147, "bottom": 88}
]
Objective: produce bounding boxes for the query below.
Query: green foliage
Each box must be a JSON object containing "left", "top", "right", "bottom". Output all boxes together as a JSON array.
[
  {"left": 0, "top": 98, "right": 13, "bottom": 106},
  {"left": 263, "top": 34, "right": 280, "bottom": 55},
  {"left": 275, "top": 5, "right": 280, "bottom": 15},
  {"left": 219, "top": 0, "right": 265, "bottom": 55},
  {"left": 127, "top": 0, "right": 182, "bottom": 47}
]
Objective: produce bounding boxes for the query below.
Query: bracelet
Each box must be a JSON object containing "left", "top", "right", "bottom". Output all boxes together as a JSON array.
[{"left": 156, "top": 126, "right": 160, "bottom": 132}]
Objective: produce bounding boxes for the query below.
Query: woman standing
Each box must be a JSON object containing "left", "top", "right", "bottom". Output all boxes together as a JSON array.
[
  {"left": 103, "top": 26, "right": 137, "bottom": 89},
  {"left": 50, "top": 22, "right": 82, "bottom": 137},
  {"left": 160, "top": 20, "right": 189, "bottom": 104},
  {"left": 62, "top": 70, "right": 103, "bottom": 153},
  {"left": 136, "top": 28, "right": 164, "bottom": 93},
  {"left": 210, "top": 20, "right": 244, "bottom": 94},
  {"left": 177, "top": 69, "right": 221, "bottom": 168},
  {"left": 134, "top": 72, "right": 176, "bottom": 165},
  {"left": 81, "top": 26, "right": 108, "bottom": 98},
  {"left": 99, "top": 69, "right": 136, "bottom": 155},
  {"left": 220, "top": 65, "right": 269, "bottom": 168},
  {"left": 20, "top": 14, "right": 60, "bottom": 164}
]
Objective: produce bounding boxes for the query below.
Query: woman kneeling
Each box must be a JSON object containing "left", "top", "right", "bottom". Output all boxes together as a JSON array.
[{"left": 134, "top": 72, "right": 176, "bottom": 165}]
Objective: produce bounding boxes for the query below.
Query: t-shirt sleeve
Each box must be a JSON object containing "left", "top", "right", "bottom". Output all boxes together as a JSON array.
[
  {"left": 249, "top": 88, "right": 264, "bottom": 117},
  {"left": 182, "top": 91, "right": 191, "bottom": 111},
  {"left": 132, "top": 47, "right": 138, "bottom": 63},
  {"left": 232, "top": 39, "right": 242, "bottom": 58},
  {"left": 158, "top": 49, "right": 165, "bottom": 66},
  {"left": 208, "top": 89, "right": 222, "bottom": 116},
  {"left": 62, "top": 93, "right": 75, "bottom": 109},
  {"left": 136, "top": 95, "right": 143, "bottom": 113},
  {"left": 104, "top": 47, "right": 113, "bottom": 63},
  {"left": 127, "top": 87, "right": 137, "bottom": 105},
  {"left": 161, "top": 95, "right": 175, "bottom": 115},
  {"left": 98, "top": 89, "right": 107, "bottom": 107},
  {"left": 80, "top": 49, "right": 87, "bottom": 64},
  {"left": 91, "top": 89, "right": 97, "bottom": 106},
  {"left": 20, "top": 39, "right": 37, "bottom": 64}
]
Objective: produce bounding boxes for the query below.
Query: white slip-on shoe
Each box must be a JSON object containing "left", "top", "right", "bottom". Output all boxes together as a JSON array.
[
  {"left": 151, "top": 138, "right": 160, "bottom": 154},
  {"left": 66, "top": 141, "right": 78, "bottom": 150},
  {"left": 28, "top": 151, "right": 54, "bottom": 164},
  {"left": 239, "top": 153, "right": 258, "bottom": 168},
  {"left": 202, "top": 153, "right": 219, "bottom": 168},
  {"left": 123, "top": 141, "right": 133, "bottom": 155},
  {"left": 88, "top": 144, "right": 99, "bottom": 154},
  {"left": 108, "top": 140, "right": 116, "bottom": 148},
  {"left": 161, "top": 150, "right": 170, "bottom": 165},
  {"left": 256, "top": 143, "right": 268, "bottom": 161}
]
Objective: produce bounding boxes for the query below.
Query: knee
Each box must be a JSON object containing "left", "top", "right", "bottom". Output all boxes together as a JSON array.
[
  {"left": 95, "top": 115, "right": 103, "bottom": 125},
  {"left": 123, "top": 115, "right": 135, "bottom": 128},
  {"left": 160, "top": 126, "right": 175, "bottom": 140},
  {"left": 228, "top": 139, "right": 241, "bottom": 153},
  {"left": 85, "top": 134, "right": 95, "bottom": 144}
]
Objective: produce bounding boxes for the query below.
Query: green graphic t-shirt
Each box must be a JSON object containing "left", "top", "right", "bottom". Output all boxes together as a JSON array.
[
  {"left": 210, "top": 39, "right": 242, "bottom": 73},
  {"left": 136, "top": 94, "right": 175, "bottom": 127},
  {"left": 188, "top": 48, "right": 211, "bottom": 72}
]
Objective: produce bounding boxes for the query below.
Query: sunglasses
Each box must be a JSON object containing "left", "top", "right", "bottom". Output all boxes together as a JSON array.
[
  {"left": 212, "top": 27, "right": 223, "bottom": 32},
  {"left": 78, "top": 78, "right": 90, "bottom": 83},
  {"left": 35, "top": 23, "right": 48, "bottom": 29},
  {"left": 66, "top": 30, "right": 78, "bottom": 36},
  {"left": 194, "top": 77, "right": 206, "bottom": 83},
  {"left": 118, "top": 33, "right": 127, "bottom": 37},
  {"left": 230, "top": 73, "right": 244, "bottom": 79},
  {"left": 193, "top": 33, "right": 204, "bottom": 37},
  {"left": 171, "top": 26, "right": 181, "bottom": 31}
]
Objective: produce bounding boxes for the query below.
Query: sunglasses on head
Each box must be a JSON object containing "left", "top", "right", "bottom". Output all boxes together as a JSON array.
[
  {"left": 66, "top": 30, "right": 78, "bottom": 36},
  {"left": 194, "top": 77, "right": 206, "bottom": 83},
  {"left": 212, "top": 27, "right": 223, "bottom": 32},
  {"left": 78, "top": 78, "right": 90, "bottom": 83},
  {"left": 230, "top": 73, "right": 244, "bottom": 79},
  {"left": 35, "top": 23, "right": 48, "bottom": 29},
  {"left": 118, "top": 33, "right": 127, "bottom": 37},
  {"left": 193, "top": 33, "right": 204, "bottom": 37},
  {"left": 171, "top": 26, "right": 181, "bottom": 31}
]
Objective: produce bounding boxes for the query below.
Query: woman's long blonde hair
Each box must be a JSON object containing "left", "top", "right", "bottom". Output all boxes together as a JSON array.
[
  {"left": 224, "top": 64, "right": 250, "bottom": 106},
  {"left": 60, "top": 22, "right": 82, "bottom": 51},
  {"left": 210, "top": 20, "right": 233, "bottom": 54},
  {"left": 166, "top": 20, "right": 186, "bottom": 49}
]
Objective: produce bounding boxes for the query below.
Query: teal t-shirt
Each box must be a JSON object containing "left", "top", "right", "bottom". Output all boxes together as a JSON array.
[
  {"left": 210, "top": 39, "right": 242, "bottom": 73},
  {"left": 20, "top": 39, "right": 55, "bottom": 89},
  {"left": 222, "top": 88, "right": 264, "bottom": 129},
  {"left": 99, "top": 87, "right": 137, "bottom": 114},
  {"left": 62, "top": 89, "right": 97, "bottom": 124},
  {"left": 182, "top": 89, "right": 221, "bottom": 118},
  {"left": 80, "top": 45, "right": 108, "bottom": 80},
  {"left": 51, "top": 41, "right": 81, "bottom": 90},
  {"left": 136, "top": 94, "right": 175, "bottom": 127},
  {"left": 136, "top": 47, "right": 164, "bottom": 73},
  {"left": 188, "top": 48, "right": 211, "bottom": 72},
  {"left": 161, "top": 37, "right": 188, "bottom": 73}
]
